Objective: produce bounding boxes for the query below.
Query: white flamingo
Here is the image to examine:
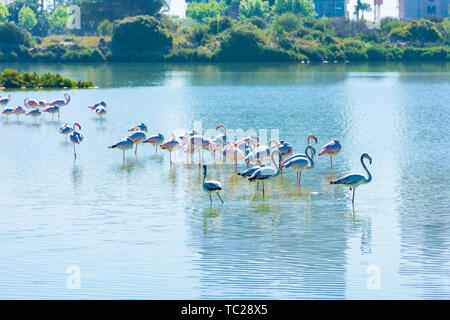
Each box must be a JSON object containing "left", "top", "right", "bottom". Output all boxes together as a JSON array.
[
  {"left": 26, "top": 108, "right": 42, "bottom": 121},
  {"left": 49, "top": 93, "right": 70, "bottom": 107},
  {"left": 0, "top": 94, "right": 11, "bottom": 106},
  {"left": 330, "top": 153, "right": 372, "bottom": 203},
  {"left": 70, "top": 123, "right": 83, "bottom": 159},
  {"left": 12, "top": 106, "right": 26, "bottom": 120},
  {"left": 202, "top": 165, "right": 224, "bottom": 204},
  {"left": 2, "top": 106, "right": 14, "bottom": 121},
  {"left": 248, "top": 149, "right": 281, "bottom": 196},
  {"left": 283, "top": 146, "right": 316, "bottom": 188},
  {"left": 109, "top": 138, "right": 134, "bottom": 162},
  {"left": 127, "top": 129, "right": 147, "bottom": 155}
]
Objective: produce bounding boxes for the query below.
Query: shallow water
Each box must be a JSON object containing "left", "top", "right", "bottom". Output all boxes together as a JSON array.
[{"left": 0, "top": 62, "right": 449, "bottom": 299}]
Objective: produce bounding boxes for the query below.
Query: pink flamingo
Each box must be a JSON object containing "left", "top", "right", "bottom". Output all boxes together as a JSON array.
[
  {"left": 42, "top": 106, "right": 61, "bottom": 121},
  {"left": 60, "top": 123, "right": 75, "bottom": 141},
  {"left": 284, "top": 146, "right": 316, "bottom": 189},
  {"left": 109, "top": 138, "right": 134, "bottom": 163},
  {"left": 26, "top": 108, "right": 42, "bottom": 121},
  {"left": 318, "top": 139, "right": 342, "bottom": 172},
  {"left": 2, "top": 106, "right": 14, "bottom": 121},
  {"left": 24, "top": 98, "right": 39, "bottom": 108},
  {"left": 160, "top": 133, "right": 182, "bottom": 165},
  {"left": 143, "top": 133, "right": 164, "bottom": 153},
  {"left": 0, "top": 94, "right": 11, "bottom": 106},
  {"left": 70, "top": 123, "right": 83, "bottom": 159},
  {"left": 223, "top": 143, "right": 245, "bottom": 173},
  {"left": 127, "top": 129, "right": 147, "bottom": 155},
  {"left": 12, "top": 106, "right": 26, "bottom": 120},
  {"left": 49, "top": 93, "right": 70, "bottom": 107}
]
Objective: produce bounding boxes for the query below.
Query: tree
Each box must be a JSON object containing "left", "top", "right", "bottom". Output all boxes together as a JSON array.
[
  {"left": 79, "top": 0, "right": 166, "bottom": 25},
  {"left": 239, "top": 0, "right": 270, "bottom": 19},
  {"left": 186, "top": 1, "right": 228, "bottom": 23},
  {"left": 18, "top": 6, "right": 37, "bottom": 31},
  {"left": 7, "top": 0, "right": 39, "bottom": 23},
  {"left": 0, "top": 4, "right": 8, "bottom": 24},
  {"left": 50, "top": 6, "right": 69, "bottom": 34},
  {"left": 273, "top": 0, "right": 315, "bottom": 17},
  {"left": 98, "top": 19, "right": 113, "bottom": 36},
  {"left": 354, "top": 0, "right": 371, "bottom": 21},
  {"left": 0, "top": 23, "right": 32, "bottom": 47},
  {"left": 112, "top": 15, "right": 172, "bottom": 60}
]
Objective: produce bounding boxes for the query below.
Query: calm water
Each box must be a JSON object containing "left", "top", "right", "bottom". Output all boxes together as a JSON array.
[{"left": 0, "top": 62, "right": 449, "bottom": 299}]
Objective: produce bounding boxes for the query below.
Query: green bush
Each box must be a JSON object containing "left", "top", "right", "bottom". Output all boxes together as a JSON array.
[
  {"left": 0, "top": 23, "right": 32, "bottom": 47},
  {"left": 112, "top": 15, "right": 173, "bottom": 60},
  {"left": 366, "top": 45, "right": 387, "bottom": 61},
  {"left": 208, "top": 16, "right": 233, "bottom": 34},
  {"left": 248, "top": 16, "right": 266, "bottom": 29},
  {"left": 98, "top": 19, "right": 114, "bottom": 36},
  {"left": 239, "top": 0, "right": 270, "bottom": 19},
  {"left": 215, "top": 25, "right": 263, "bottom": 61},
  {"left": 0, "top": 69, "right": 95, "bottom": 88},
  {"left": 273, "top": 0, "right": 316, "bottom": 17},
  {"left": 274, "top": 13, "right": 300, "bottom": 33},
  {"left": 165, "top": 48, "right": 212, "bottom": 62},
  {"left": 188, "top": 24, "right": 208, "bottom": 45},
  {"left": 186, "top": 0, "right": 228, "bottom": 23},
  {"left": 343, "top": 48, "right": 368, "bottom": 61}
]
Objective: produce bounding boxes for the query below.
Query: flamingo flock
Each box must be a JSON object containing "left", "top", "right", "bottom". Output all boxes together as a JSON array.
[{"left": 2, "top": 93, "right": 373, "bottom": 206}]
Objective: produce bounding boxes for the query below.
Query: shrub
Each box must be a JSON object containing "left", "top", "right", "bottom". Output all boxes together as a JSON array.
[
  {"left": 186, "top": 0, "right": 228, "bottom": 23},
  {"left": 215, "top": 25, "right": 263, "bottom": 61},
  {"left": 248, "top": 16, "right": 266, "bottom": 29},
  {"left": 98, "top": 19, "right": 114, "bottom": 36},
  {"left": 188, "top": 24, "right": 208, "bottom": 45},
  {"left": 0, "top": 23, "right": 32, "bottom": 47},
  {"left": 165, "top": 48, "right": 212, "bottom": 62},
  {"left": 239, "top": 0, "right": 270, "bottom": 19},
  {"left": 273, "top": 0, "right": 316, "bottom": 17},
  {"left": 208, "top": 16, "right": 233, "bottom": 34},
  {"left": 112, "top": 15, "right": 173, "bottom": 60},
  {"left": 274, "top": 13, "right": 300, "bottom": 33},
  {"left": 18, "top": 6, "right": 37, "bottom": 32},
  {"left": 343, "top": 48, "right": 368, "bottom": 61},
  {"left": 366, "top": 45, "right": 387, "bottom": 61}
]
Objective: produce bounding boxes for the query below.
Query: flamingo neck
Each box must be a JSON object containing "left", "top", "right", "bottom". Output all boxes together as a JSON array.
[
  {"left": 361, "top": 155, "right": 372, "bottom": 183},
  {"left": 270, "top": 150, "right": 280, "bottom": 176}
]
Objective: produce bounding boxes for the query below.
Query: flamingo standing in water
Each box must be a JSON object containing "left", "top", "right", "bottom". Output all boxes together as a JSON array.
[
  {"left": 42, "top": 106, "right": 60, "bottom": 121},
  {"left": 24, "top": 98, "right": 39, "bottom": 108},
  {"left": 0, "top": 94, "right": 11, "bottom": 106},
  {"left": 2, "top": 106, "right": 14, "bottom": 121},
  {"left": 190, "top": 134, "right": 210, "bottom": 166},
  {"left": 88, "top": 101, "right": 107, "bottom": 110},
  {"left": 109, "top": 138, "right": 134, "bottom": 162},
  {"left": 223, "top": 143, "right": 245, "bottom": 173},
  {"left": 160, "top": 133, "right": 182, "bottom": 165},
  {"left": 143, "top": 133, "right": 164, "bottom": 153},
  {"left": 49, "top": 93, "right": 70, "bottom": 107},
  {"left": 248, "top": 149, "right": 281, "bottom": 196},
  {"left": 202, "top": 165, "right": 224, "bottom": 204},
  {"left": 12, "top": 106, "right": 26, "bottom": 120},
  {"left": 330, "top": 153, "right": 372, "bottom": 204},
  {"left": 95, "top": 105, "right": 107, "bottom": 121},
  {"left": 26, "top": 108, "right": 42, "bottom": 121},
  {"left": 70, "top": 123, "right": 83, "bottom": 159},
  {"left": 59, "top": 123, "right": 75, "bottom": 141},
  {"left": 283, "top": 146, "right": 316, "bottom": 188},
  {"left": 214, "top": 124, "right": 227, "bottom": 147},
  {"left": 127, "top": 129, "right": 147, "bottom": 155},
  {"left": 38, "top": 100, "right": 48, "bottom": 108},
  {"left": 319, "top": 139, "right": 342, "bottom": 172}
]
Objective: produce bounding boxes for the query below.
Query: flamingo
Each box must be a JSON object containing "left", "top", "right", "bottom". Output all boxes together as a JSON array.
[
  {"left": 38, "top": 100, "right": 48, "bottom": 108},
  {"left": 42, "top": 106, "right": 60, "bottom": 121},
  {"left": 2, "top": 106, "right": 14, "bottom": 121},
  {"left": 207, "top": 140, "right": 222, "bottom": 162},
  {"left": 95, "top": 105, "right": 107, "bottom": 121},
  {"left": 59, "top": 123, "right": 74, "bottom": 141},
  {"left": 143, "top": 133, "right": 164, "bottom": 153},
  {"left": 202, "top": 165, "right": 224, "bottom": 204},
  {"left": 70, "top": 123, "right": 83, "bottom": 159},
  {"left": 160, "top": 133, "right": 182, "bottom": 165},
  {"left": 12, "top": 106, "right": 26, "bottom": 120},
  {"left": 278, "top": 140, "right": 293, "bottom": 158},
  {"left": 0, "top": 94, "right": 11, "bottom": 106},
  {"left": 223, "top": 143, "right": 245, "bottom": 173},
  {"left": 49, "top": 93, "right": 70, "bottom": 107},
  {"left": 330, "top": 153, "right": 372, "bottom": 204},
  {"left": 248, "top": 149, "right": 281, "bottom": 196},
  {"left": 245, "top": 139, "right": 280, "bottom": 165},
  {"left": 319, "top": 139, "right": 342, "bottom": 172},
  {"left": 26, "top": 108, "right": 42, "bottom": 121},
  {"left": 129, "top": 123, "right": 148, "bottom": 133},
  {"left": 109, "top": 138, "right": 134, "bottom": 162},
  {"left": 190, "top": 134, "right": 210, "bottom": 166},
  {"left": 24, "top": 98, "right": 39, "bottom": 108},
  {"left": 127, "top": 129, "right": 147, "bottom": 155},
  {"left": 283, "top": 146, "right": 316, "bottom": 188},
  {"left": 88, "top": 101, "right": 107, "bottom": 110},
  {"left": 214, "top": 124, "right": 227, "bottom": 148},
  {"left": 238, "top": 164, "right": 266, "bottom": 177}
]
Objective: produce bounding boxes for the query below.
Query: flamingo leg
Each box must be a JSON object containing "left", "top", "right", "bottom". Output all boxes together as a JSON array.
[
  {"left": 209, "top": 194, "right": 212, "bottom": 204},
  {"left": 217, "top": 193, "right": 224, "bottom": 204},
  {"left": 73, "top": 144, "right": 77, "bottom": 159},
  {"left": 169, "top": 152, "right": 172, "bottom": 165},
  {"left": 262, "top": 182, "right": 265, "bottom": 197},
  {"left": 214, "top": 151, "right": 216, "bottom": 163},
  {"left": 352, "top": 188, "right": 355, "bottom": 203},
  {"left": 135, "top": 144, "right": 138, "bottom": 155},
  {"left": 123, "top": 150, "right": 125, "bottom": 163},
  {"left": 330, "top": 155, "right": 333, "bottom": 171},
  {"left": 235, "top": 160, "right": 237, "bottom": 174},
  {"left": 155, "top": 146, "right": 157, "bottom": 154},
  {"left": 199, "top": 150, "right": 201, "bottom": 166}
]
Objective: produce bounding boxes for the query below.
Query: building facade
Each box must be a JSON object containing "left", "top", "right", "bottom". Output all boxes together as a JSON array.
[
  {"left": 398, "top": 0, "right": 450, "bottom": 20},
  {"left": 314, "top": 0, "right": 349, "bottom": 17}
]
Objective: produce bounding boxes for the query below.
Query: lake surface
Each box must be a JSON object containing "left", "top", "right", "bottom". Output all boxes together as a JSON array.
[{"left": 0, "top": 62, "right": 449, "bottom": 299}]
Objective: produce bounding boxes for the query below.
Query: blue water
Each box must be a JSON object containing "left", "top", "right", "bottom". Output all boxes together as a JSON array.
[{"left": 0, "top": 62, "right": 449, "bottom": 299}]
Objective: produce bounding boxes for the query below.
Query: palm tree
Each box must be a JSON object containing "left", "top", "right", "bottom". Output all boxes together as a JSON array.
[{"left": 354, "top": 0, "right": 372, "bottom": 21}]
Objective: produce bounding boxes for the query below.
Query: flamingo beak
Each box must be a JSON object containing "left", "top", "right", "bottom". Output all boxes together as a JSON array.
[{"left": 313, "top": 136, "right": 318, "bottom": 143}]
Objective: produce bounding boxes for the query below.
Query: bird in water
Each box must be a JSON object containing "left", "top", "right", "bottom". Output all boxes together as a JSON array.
[
  {"left": 12, "top": 106, "right": 26, "bottom": 120},
  {"left": 318, "top": 139, "right": 341, "bottom": 173},
  {"left": 160, "top": 133, "right": 182, "bottom": 165},
  {"left": 48, "top": 93, "right": 70, "bottom": 107},
  {"left": 88, "top": 101, "right": 107, "bottom": 110},
  {"left": 283, "top": 145, "right": 316, "bottom": 188},
  {"left": 202, "top": 165, "right": 224, "bottom": 204},
  {"left": 26, "top": 108, "right": 42, "bottom": 121},
  {"left": 2, "top": 106, "right": 14, "bottom": 121},
  {"left": 95, "top": 105, "right": 107, "bottom": 121},
  {"left": 127, "top": 129, "right": 147, "bottom": 155},
  {"left": 248, "top": 149, "right": 281, "bottom": 196},
  {"left": 143, "top": 133, "right": 164, "bottom": 153},
  {"left": 59, "top": 123, "right": 75, "bottom": 141},
  {"left": 109, "top": 138, "right": 134, "bottom": 163},
  {"left": 330, "top": 153, "right": 372, "bottom": 204},
  {"left": 42, "top": 105, "right": 61, "bottom": 121},
  {"left": 129, "top": 123, "right": 148, "bottom": 133},
  {"left": 70, "top": 123, "right": 84, "bottom": 159},
  {"left": 0, "top": 94, "right": 11, "bottom": 106}
]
